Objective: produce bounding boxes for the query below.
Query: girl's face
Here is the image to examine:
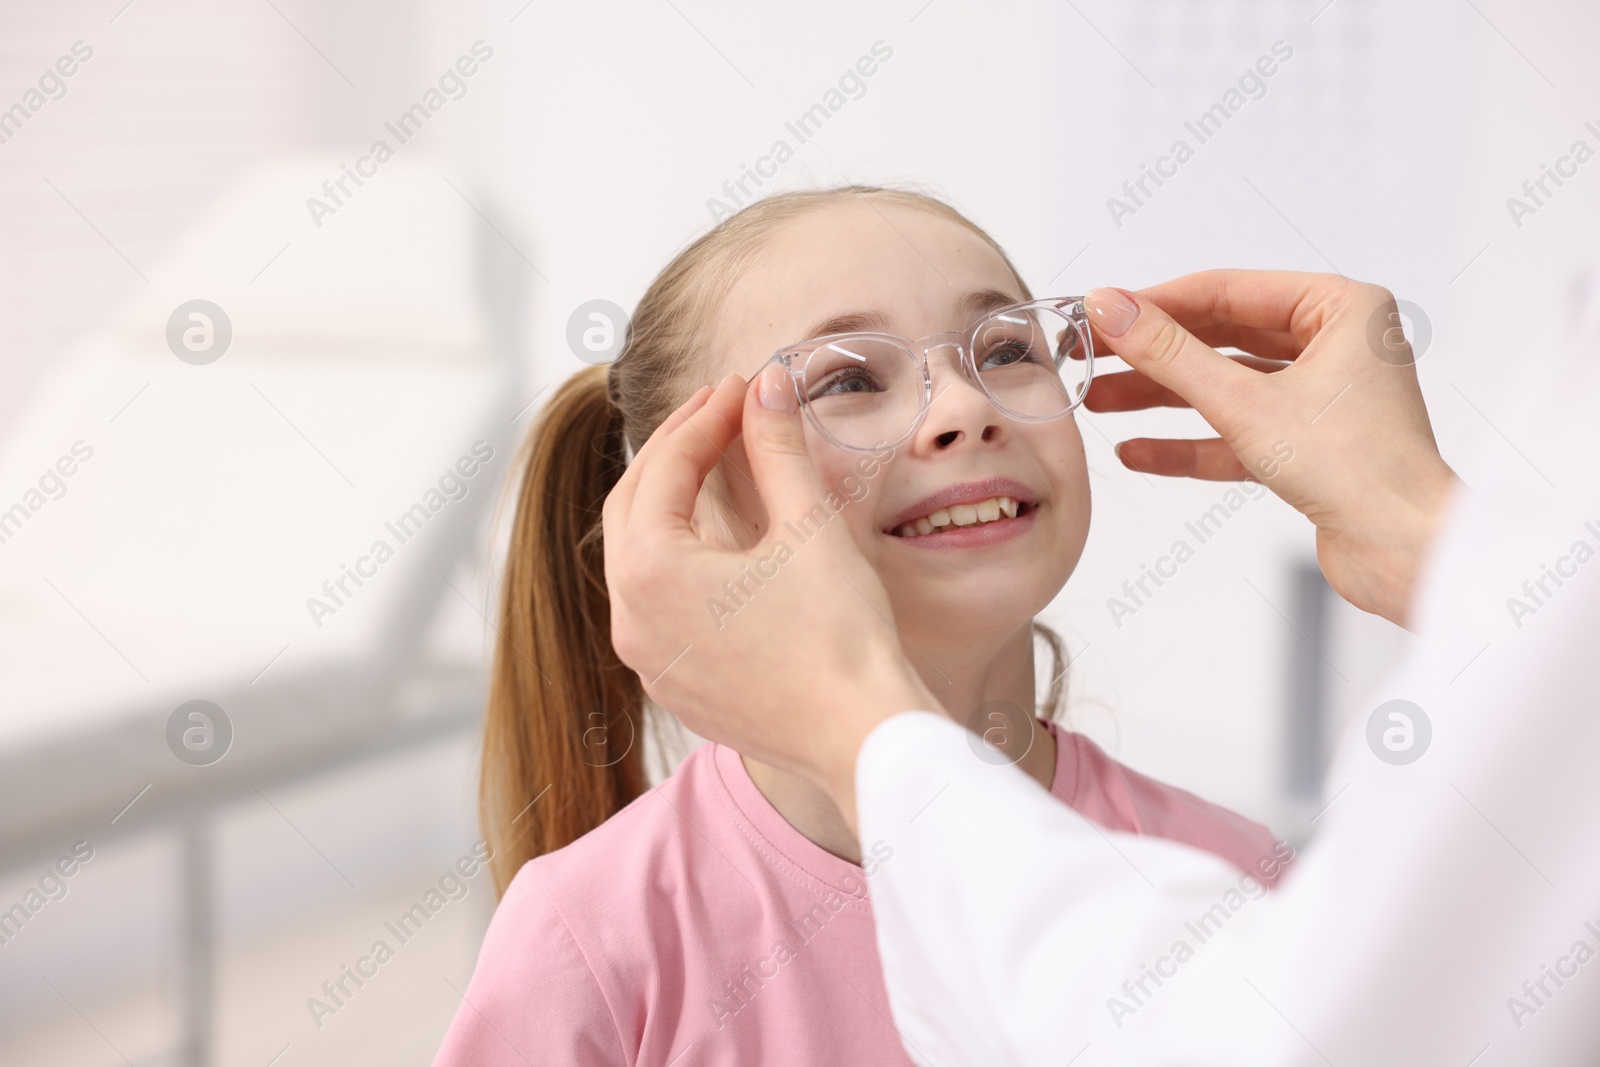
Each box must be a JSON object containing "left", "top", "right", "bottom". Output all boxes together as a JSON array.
[{"left": 702, "top": 199, "right": 1090, "bottom": 639}]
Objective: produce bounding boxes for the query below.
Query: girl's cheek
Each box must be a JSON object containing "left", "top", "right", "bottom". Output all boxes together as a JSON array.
[
  {"left": 806, "top": 460, "right": 887, "bottom": 551},
  {"left": 1043, "top": 421, "right": 1089, "bottom": 484}
]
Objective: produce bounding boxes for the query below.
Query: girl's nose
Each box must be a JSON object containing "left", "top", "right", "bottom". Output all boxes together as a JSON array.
[{"left": 917, "top": 341, "right": 1005, "bottom": 449}]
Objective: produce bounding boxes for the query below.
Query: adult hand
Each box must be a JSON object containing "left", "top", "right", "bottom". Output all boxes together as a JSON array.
[
  {"left": 1081, "top": 270, "right": 1460, "bottom": 629},
  {"left": 601, "top": 368, "right": 942, "bottom": 828}
]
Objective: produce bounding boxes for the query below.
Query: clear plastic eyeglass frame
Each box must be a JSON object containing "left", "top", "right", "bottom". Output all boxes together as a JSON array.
[{"left": 744, "top": 296, "right": 1095, "bottom": 454}]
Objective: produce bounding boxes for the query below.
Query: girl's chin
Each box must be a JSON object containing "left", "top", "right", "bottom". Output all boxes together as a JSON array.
[{"left": 880, "top": 586, "right": 1051, "bottom": 637}]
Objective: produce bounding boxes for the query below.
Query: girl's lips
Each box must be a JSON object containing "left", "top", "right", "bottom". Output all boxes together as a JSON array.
[
  {"left": 882, "top": 477, "right": 1039, "bottom": 534},
  {"left": 885, "top": 502, "right": 1039, "bottom": 549}
]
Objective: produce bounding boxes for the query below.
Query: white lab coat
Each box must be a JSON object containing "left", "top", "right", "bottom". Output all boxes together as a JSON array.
[{"left": 857, "top": 271, "right": 1600, "bottom": 1066}]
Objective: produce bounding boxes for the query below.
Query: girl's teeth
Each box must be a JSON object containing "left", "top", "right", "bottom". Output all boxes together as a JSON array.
[{"left": 895, "top": 496, "right": 1024, "bottom": 537}]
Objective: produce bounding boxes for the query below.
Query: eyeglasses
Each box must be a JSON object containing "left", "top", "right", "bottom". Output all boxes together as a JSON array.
[{"left": 747, "top": 296, "right": 1094, "bottom": 454}]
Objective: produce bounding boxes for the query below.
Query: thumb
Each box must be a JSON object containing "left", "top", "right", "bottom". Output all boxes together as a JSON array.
[
  {"left": 741, "top": 362, "right": 835, "bottom": 526},
  {"left": 1083, "top": 286, "right": 1250, "bottom": 425}
]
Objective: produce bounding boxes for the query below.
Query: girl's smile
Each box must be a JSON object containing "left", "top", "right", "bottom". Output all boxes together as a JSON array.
[
  {"left": 882, "top": 475, "right": 1042, "bottom": 549},
  {"left": 887, "top": 501, "right": 1040, "bottom": 549}
]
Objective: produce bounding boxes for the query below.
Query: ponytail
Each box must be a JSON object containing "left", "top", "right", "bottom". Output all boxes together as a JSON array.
[{"left": 480, "top": 364, "right": 648, "bottom": 896}]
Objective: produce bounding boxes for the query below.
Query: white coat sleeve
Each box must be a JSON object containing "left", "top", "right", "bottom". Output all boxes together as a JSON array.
[{"left": 858, "top": 264, "right": 1600, "bottom": 1067}]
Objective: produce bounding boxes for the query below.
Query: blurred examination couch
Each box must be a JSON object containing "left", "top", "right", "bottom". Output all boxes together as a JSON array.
[{"left": 0, "top": 159, "right": 529, "bottom": 1061}]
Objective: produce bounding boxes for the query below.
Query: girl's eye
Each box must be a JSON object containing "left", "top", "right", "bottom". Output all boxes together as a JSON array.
[
  {"left": 810, "top": 367, "right": 883, "bottom": 399},
  {"left": 979, "top": 340, "right": 1043, "bottom": 371}
]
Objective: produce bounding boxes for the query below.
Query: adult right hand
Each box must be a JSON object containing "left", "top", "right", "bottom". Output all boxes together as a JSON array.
[
  {"left": 1080, "top": 270, "right": 1460, "bottom": 629},
  {"left": 601, "top": 370, "right": 942, "bottom": 830}
]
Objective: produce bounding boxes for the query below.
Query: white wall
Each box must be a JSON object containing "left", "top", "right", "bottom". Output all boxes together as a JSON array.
[{"left": 3, "top": 0, "right": 1598, "bottom": 1062}]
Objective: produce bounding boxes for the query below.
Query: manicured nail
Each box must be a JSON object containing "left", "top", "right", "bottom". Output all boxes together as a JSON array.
[
  {"left": 758, "top": 362, "right": 797, "bottom": 412},
  {"left": 1084, "top": 287, "right": 1139, "bottom": 338}
]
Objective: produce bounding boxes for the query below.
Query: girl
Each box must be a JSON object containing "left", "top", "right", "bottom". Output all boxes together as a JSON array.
[{"left": 433, "top": 186, "right": 1289, "bottom": 1066}]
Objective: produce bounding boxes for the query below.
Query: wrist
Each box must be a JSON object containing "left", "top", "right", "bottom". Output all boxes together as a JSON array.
[
  {"left": 820, "top": 665, "right": 944, "bottom": 836},
  {"left": 1392, "top": 464, "right": 1463, "bottom": 628},
  {"left": 1336, "top": 463, "right": 1461, "bottom": 629}
]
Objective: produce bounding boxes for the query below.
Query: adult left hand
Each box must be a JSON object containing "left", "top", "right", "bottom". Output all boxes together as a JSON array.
[{"left": 1080, "top": 272, "right": 1460, "bottom": 628}]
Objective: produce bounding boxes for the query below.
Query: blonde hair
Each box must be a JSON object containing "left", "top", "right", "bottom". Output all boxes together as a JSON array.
[{"left": 479, "top": 184, "right": 1072, "bottom": 895}]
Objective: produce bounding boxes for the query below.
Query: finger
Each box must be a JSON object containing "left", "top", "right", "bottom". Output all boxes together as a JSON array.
[
  {"left": 1082, "top": 287, "right": 1254, "bottom": 422},
  {"left": 605, "top": 384, "right": 713, "bottom": 528},
  {"left": 1086, "top": 356, "right": 1290, "bottom": 413},
  {"left": 1134, "top": 268, "right": 1342, "bottom": 340},
  {"left": 1086, "top": 372, "right": 1187, "bottom": 413},
  {"left": 625, "top": 384, "right": 715, "bottom": 474},
  {"left": 1067, "top": 322, "right": 1299, "bottom": 363},
  {"left": 1114, "top": 437, "right": 1253, "bottom": 481},
  {"left": 629, "top": 373, "right": 746, "bottom": 534},
  {"left": 1182, "top": 324, "right": 1303, "bottom": 363},
  {"left": 740, "top": 362, "right": 839, "bottom": 529}
]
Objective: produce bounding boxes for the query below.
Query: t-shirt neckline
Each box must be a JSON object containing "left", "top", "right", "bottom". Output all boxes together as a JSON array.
[{"left": 708, "top": 717, "right": 1074, "bottom": 896}]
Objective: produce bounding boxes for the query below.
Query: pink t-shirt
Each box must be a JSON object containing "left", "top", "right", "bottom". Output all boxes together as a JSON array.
[{"left": 433, "top": 720, "right": 1288, "bottom": 1066}]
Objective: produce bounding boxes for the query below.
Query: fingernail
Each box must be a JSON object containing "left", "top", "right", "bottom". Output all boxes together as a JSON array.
[
  {"left": 758, "top": 362, "right": 797, "bottom": 412},
  {"left": 1084, "top": 287, "right": 1139, "bottom": 338}
]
